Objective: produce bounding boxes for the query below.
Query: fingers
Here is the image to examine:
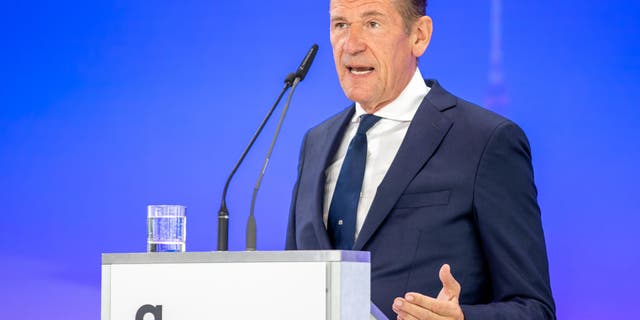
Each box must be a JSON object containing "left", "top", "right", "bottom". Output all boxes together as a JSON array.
[
  {"left": 395, "top": 307, "right": 420, "bottom": 320},
  {"left": 393, "top": 296, "right": 438, "bottom": 320},
  {"left": 393, "top": 293, "right": 458, "bottom": 319},
  {"left": 393, "top": 265, "right": 464, "bottom": 320},
  {"left": 438, "top": 264, "right": 461, "bottom": 302},
  {"left": 408, "top": 293, "right": 461, "bottom": 316}
]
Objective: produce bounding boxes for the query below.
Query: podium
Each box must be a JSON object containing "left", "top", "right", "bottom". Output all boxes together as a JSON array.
[{"left": 102, "top": 250, "right": 388, "bottom": 319}]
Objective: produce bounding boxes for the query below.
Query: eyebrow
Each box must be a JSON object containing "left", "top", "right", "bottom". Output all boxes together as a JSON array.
[
  {"left": 331, "top": 15, "right": 347, "bottom": 23},
  {"left": 330, "top": 10, "right": 385, "bottom": 23}
]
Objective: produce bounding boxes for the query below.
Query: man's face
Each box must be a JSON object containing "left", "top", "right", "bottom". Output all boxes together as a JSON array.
[{"left": 330, "top": 0, "right": 427, "bottom": 111}]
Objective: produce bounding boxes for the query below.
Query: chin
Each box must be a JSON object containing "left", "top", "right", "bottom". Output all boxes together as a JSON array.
[
  {"left": 343, "top": 87, "right": 374, "bottom": 105},
  {"left": 345, "top": 92, "right": 372, "bottom": 105}
]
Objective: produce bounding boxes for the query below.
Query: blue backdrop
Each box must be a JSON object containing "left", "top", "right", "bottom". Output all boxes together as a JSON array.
[{"left": 1, "top": 1, "right": 638, "bottom": 318}]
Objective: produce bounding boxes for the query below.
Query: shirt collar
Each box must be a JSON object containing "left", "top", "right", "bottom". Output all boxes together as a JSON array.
[{"left": 353, "top": 68, "right": 430, "bottom": 123}]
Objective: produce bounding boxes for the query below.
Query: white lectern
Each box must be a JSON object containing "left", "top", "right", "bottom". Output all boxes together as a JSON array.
[{"left": 102, "top": 250, "right": 388, "bottom": 320}]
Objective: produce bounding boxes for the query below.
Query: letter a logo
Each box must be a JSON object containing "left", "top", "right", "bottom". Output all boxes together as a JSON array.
[{"left": 135, "top": 304, "right": 162, "bottom": 320}]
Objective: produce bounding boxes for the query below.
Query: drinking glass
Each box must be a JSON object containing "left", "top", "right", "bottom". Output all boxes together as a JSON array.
[{"left": 147, "top": 205, "right": 186, "bottom": 252}]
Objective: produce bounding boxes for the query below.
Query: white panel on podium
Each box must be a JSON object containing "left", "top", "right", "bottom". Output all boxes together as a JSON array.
[{"left": 101, "top": 250, "right": 377, "bottom": 320}]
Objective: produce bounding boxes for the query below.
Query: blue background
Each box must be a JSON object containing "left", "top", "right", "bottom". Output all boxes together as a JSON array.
[{"left": 1, "top": 0, "right": 638, "bottom": 318}]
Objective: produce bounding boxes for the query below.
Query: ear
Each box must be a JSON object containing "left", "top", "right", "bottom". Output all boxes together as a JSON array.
[{"left": 411, "top": 15, "right": 433, "bottom": 57}]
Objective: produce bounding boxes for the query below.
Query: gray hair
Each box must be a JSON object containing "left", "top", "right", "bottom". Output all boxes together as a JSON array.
[{"left": 394, "top": 0, "right": 427, "bottom": 33}]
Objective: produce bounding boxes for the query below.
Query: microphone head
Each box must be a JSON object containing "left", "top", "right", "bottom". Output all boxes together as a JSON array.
[
  {"left": 295, "top": 44, "right": 319, "bottom": 81},
  {"left": 284, "top": 72, "right": 297, "bottom": 86}
]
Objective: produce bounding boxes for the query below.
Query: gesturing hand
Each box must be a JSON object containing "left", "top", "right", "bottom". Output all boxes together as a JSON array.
[{"left": 392, "top": 264, "right": 464, "bottom": 320}]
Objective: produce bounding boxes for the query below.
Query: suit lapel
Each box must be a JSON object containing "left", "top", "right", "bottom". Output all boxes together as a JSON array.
[
  {"left": 353, "top": 80, "right": 456, "bottom": 250},
  {"left": 307, "top": 106, "right": 355, "bottom": 249}
]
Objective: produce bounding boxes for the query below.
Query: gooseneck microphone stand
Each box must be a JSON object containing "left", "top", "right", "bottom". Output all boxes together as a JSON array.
[
  {"left": 217, "top": 73, "right": 296, "bottom": 251},
  {"left": 245, "top": 76, "right": 302, "bottom": 251}
]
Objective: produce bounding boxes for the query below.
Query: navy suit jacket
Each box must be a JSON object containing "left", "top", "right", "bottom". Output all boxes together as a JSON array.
[{"left": 286, "top": 80, "right": 556, "bottom": 319}]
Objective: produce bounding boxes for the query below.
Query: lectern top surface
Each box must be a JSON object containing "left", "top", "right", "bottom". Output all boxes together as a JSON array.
[{"left": 102, "top": 250, "right": 370, "bottom": 265}]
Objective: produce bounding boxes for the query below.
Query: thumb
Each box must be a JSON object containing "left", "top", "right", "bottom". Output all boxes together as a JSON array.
[{"left": 438, "top": 264, "right": 461, "bottom": 302}]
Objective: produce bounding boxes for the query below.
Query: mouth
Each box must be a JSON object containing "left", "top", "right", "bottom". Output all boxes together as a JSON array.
[{"left": 347, "top": 65, "right": 375, "bottom": 76}]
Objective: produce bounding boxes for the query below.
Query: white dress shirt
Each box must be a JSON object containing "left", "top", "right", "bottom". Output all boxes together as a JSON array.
[{"left": 323, "top": 68, "right": 430, "bottom": 240}]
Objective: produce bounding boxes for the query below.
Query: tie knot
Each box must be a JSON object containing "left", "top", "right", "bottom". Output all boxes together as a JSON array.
[{"left": 357, "top": 114, "right": 381, "bottom": 134}]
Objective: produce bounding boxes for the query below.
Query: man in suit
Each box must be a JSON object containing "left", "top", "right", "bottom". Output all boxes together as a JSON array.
[{"left": 286, "top": 0, "right": 556, "bottom": 319}]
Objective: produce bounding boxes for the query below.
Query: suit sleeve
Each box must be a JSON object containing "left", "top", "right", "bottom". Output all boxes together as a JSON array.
[
  {"left": 461, "top": 122, "right": 556, "bottom": 319},
  {"left": 285, "top": 131, "right": 309, "bottom": 250}
]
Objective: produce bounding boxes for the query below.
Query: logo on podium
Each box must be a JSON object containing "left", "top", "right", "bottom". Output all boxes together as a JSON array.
[{"left": 136, "top": 305, "right": 162, "bottom": 320}]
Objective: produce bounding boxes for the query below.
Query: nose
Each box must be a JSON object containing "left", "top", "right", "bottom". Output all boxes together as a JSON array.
[{"left": 342, "top": 26, "right": 366, "bottom": 55}]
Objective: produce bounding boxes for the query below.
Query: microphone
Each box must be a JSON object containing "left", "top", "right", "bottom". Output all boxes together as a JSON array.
[
  {"left": 217, "top": 44, "right": 319, "bottom": 251},
  {"left": 246, "top": 44, "right": 319, "bottom": 251},
  {"left": 295, "top": 44, "right": 319, "bottom": 81},
  {"left": 217, "top": 72, "right": 295, "bottom": 251}
]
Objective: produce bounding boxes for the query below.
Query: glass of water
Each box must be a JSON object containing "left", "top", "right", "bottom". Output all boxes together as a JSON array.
[{"left": 147, "top": 205, "right": 186, "bottom": 252}]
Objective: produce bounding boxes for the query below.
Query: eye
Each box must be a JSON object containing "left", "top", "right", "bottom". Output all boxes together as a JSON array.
[
  {"left": 368, "top": 21, "right": 381, "bottom": 28},
  {"left": 334, "top": 22, "right": 349, "bottom": 30}
]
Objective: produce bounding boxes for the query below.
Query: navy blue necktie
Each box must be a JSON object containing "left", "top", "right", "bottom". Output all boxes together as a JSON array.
[{"left": 327, "top": 114, "right": 381, "bottom": 250}]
